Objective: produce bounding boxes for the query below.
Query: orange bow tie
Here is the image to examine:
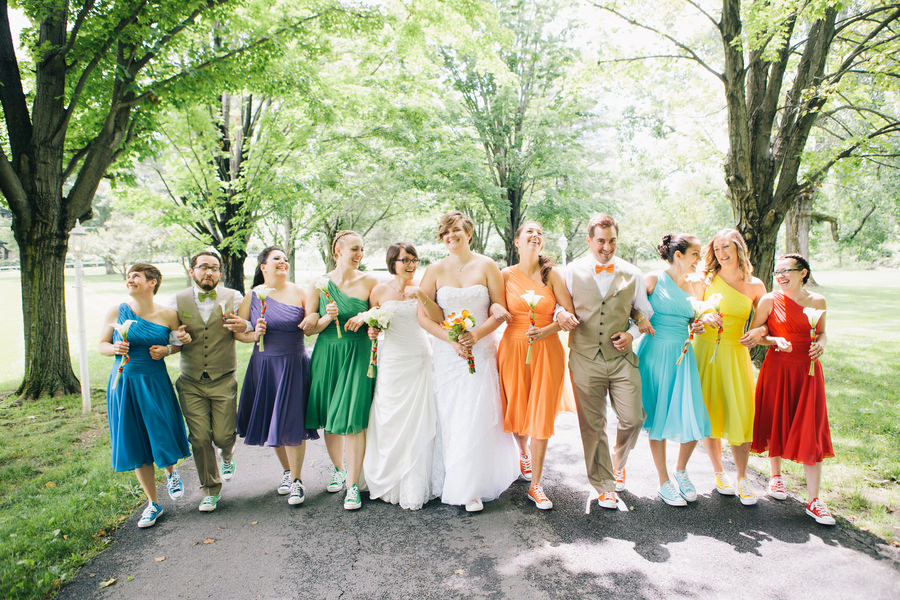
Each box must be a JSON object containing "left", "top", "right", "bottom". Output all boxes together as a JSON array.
[{"left": 595, "top": 264, "right": 614, "bottom": 274}]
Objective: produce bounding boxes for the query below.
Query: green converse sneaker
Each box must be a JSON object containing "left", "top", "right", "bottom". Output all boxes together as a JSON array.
[
  {"left": 198, "top": 493, "right": 221, "bottom": 513},
  {"left": 326, "top": 467, "right": 347, "bottom": 493},
  {"left": 343, "top": 483, "right": 362, "bottom": 510}
]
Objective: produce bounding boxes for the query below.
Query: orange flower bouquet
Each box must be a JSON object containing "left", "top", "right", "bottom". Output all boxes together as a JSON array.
[{"left": 442, "top": 310, "right": 477, "bottom": 374}]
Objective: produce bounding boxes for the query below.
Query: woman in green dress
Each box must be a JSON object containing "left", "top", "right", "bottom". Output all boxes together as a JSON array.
[{"left": 304, "top": 230, "right": 378, "bottom": 510}]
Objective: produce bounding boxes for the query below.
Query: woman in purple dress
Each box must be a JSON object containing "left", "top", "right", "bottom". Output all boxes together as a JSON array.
[{"left": 235, "top": 246, "right": 319, "bottom": 506}]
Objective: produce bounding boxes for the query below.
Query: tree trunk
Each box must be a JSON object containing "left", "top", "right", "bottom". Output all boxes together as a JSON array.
[
  {"left": 785, "top": 191, "right": 813, "bottom": 257},
  {"left": 14, "top": 221, "right": 80, "bottom": 399},
  {"left": 220, "top": 247, "right": 247, "bottom": 294},
  {"left": 283, "top": 212, "right": 296, "bottom": 282}
]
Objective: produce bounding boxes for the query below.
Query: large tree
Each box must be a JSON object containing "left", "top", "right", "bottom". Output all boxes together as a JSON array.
[
  {"left": 0, "top": 0, "right": 345, "bottom": 399},
  {"left": 595, "top": 0, "right": 900, "bottom": 285}
]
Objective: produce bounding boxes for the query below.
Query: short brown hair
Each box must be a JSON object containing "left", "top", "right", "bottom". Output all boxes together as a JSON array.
[
  {"left": 587, "top": 214, "right": 619, "bottom": 238},
  {"left": 386, "top": 242, "right": 419, "bottom": 275},
  {"left": 128, "top": 263, "right": 163, "bottom": 294},
  {"left": 436, "top": 210, "right": 474, "bottom": 241},
  {"left": 190, "top": 251, "right": 222, "bottom": 269}
]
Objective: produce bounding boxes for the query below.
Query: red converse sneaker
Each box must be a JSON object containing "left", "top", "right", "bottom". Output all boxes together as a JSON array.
[{"left": 806, "top": 498, "right": 836, "bottom": 525}]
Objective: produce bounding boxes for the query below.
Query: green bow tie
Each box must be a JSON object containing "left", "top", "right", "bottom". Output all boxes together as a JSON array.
[{"left": 198, "top": 290, "right": 217, "bottom": 301}]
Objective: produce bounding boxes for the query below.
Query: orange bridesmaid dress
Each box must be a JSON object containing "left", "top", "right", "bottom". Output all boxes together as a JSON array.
[{"left": 497, "top": 267, "right": 570, "bottom": 439}]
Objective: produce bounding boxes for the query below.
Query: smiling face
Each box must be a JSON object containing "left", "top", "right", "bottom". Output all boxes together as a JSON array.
[
  {"left": 394, "top": 248, "right": 419, "bottom": 282},
  {"left": 441, "top": 221, "right": 472, "bottom": 253},
  {"left": 773, "top": 257, "right": 806, "bottom": 291},
  {"left": 588, "top": 226, "right": 617, "bottom": 264},
  {"left": 335, "top": 234, "right": 364, "bottom": 269},
  {"left": 126, "top": 270, "right": 156, "bottom": 296},
  {"left": 515, "top": 221, "right": 544, "bottom": 255},
  {"left": 674, "top": 242, "right": 702, "bottom": 272},
  {"left": 190, "top": 254, "right": 221, "bottom": 291},
  {"left": 260, "top": 249, "right": 290, "bottom": 282}
]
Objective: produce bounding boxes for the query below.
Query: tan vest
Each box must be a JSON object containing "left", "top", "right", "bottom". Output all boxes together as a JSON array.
[
  {"left": 175, "top": 288, "right": 237, "bottom": 380},
  {"left": 568, "top": 257, "right": 639, "bottom": 366}
]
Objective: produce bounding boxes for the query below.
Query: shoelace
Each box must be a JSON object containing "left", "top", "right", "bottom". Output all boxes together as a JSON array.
[
  {"left": 770, "top": 478, "right": 786, "bottom": 493},
  {"left": 530, "top": 487, "right": 549, "bottom": 502},
  {"left": 738, "top": 480, "right": 754, "bottom": 497},
  {"left": 168, "top": 475, "right": 182, "bottom": 492},
  {"left": 520, "top": 455, "right": 532, "bottom": 473}
]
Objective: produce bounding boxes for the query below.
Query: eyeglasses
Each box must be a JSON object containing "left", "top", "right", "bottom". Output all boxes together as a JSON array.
[
  {"left": 395, "top": 258, "right": 419, "bottom": 265},
  {"left": 195, "top": 264, "right": 221, "bottom": 273},
  {"left": 773, "top": 268, "right": 802, "bottom": 276}
]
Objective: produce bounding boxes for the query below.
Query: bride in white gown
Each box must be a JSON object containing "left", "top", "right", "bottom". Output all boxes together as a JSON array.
[
  {"left": 362, "top": 243, "right": 441, "bottom": 510},
  {"left": 418, "top": 211, "right": 520, "bottom": 512}
]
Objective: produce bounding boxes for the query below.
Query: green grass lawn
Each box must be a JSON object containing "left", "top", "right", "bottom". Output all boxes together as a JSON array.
[{"left": 0, "top": 267, "right": 898, "bottom": 599}]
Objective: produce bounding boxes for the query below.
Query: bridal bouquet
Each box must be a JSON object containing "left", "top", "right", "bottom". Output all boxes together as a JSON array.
[
  {"left": 802, "top": 307, "right": 826, "bottom": 376},
  {"left": 357, "top": 306, "right": 392, "bottom": 378},
  {"left": 520, "top": 290, "right": 543, "bottom": 365},
  {"left": 676, "top": 295, "right": 719, "bottom": 366},
  {"left": 254, "top": 286, "right": 274, "bottom": 351},
  {"left": 314, "top": 277, "right": 342, "bottom": 339},
  {"left": 442, "top": 310, "right": 477, "bottom": 374},
  {"left": 111, "top": 319, "right": 136, "bottom": 389}
]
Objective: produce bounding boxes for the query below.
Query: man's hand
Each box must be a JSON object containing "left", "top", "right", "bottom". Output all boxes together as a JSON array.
[
  {"left": 610, "top": 331, "right": 633, "bottom": 352},
  {"left": 175, "top": 324, "right": 191, "bottom": 344}
]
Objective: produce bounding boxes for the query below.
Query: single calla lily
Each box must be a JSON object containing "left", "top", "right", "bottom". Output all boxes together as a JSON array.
[
  {"left": 802, "top": 306, "right": 826, "bottom": 376},
  {"left": 111, "top": 319, "right": 137, "bottom": 389},
  {"left": 675, "top": 297, "right": 716, "bottom": 365},
  {"left": 315, "top": 277, "right": 342, "bottom": 338},
  {"left": 254, "top": 286, "right": 275, "bottom": 351},
  {"left": 520, "top": 290, "right": 544, "bottom": 365}
]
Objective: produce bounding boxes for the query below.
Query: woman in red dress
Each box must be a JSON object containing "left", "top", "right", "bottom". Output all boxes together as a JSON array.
[{"left": 745, "top": 254, "right": 835, "bottom": 525}]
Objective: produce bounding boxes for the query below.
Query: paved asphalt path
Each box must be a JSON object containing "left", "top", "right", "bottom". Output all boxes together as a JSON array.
[{"left": 57, "top": 412, "right": 899, "bottom": 600}]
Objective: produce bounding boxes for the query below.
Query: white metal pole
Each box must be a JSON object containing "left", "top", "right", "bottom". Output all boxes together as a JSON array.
[{"left": 74, "top": 254, "right": 91, "bottom": 413}]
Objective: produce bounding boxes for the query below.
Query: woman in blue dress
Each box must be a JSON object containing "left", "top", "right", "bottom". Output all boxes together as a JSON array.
[
  {"left": 99, "top": 264, "right": 191, "bottom": 528},
  {"left": 634, "top": 234, "right": 712, "bottom": 506}
]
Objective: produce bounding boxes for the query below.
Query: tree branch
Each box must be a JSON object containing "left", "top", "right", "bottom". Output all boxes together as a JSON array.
[
  {"left": 0, "top": 146, "right": 29, "bottom": 227},
  {"left": 60, "top": 0, "right": 98, "bottom": 56}
]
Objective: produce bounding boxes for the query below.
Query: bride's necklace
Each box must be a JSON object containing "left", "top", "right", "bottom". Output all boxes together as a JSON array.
[{"left": 454, "top": 257, "right": 473, "bottom": 272}]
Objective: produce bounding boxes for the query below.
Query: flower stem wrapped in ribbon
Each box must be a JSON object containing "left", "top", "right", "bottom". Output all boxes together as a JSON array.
[
  {"left": 254, "top": 286, "right": 274, "bottom": 352},
  {"left": 315, "top": 277, "right": 342, "bottom": 339},
  {"left": 111, "top": 319, "right": 137, "bottom": 389},
  {"left": 707, "top": 293, "right": 724, "bottom": 364},
  {"left": 519, "top": 290, "right": 543, "bottom": 365},
  {"left": 802, "top": 306, "right": 826, "bottom": 376},
  {"left": 218, "top": 295, "right": 231, "bottom": 323},
  {"left": 357, "top": 306, "right": 392, "bottom": 378},
  {"left": 676, "top": 296, "right": 717, "bottom": 366},
  {"left": 441, "top": 310, "right": 477, "bottom": 374}
]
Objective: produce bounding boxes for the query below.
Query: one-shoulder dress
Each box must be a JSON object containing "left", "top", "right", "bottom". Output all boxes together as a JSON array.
[
  {"left": 431, "top": 285, "right": 519, "bottom": 505},
  {"left": 497, "top": 267, "right": 568, "bottom": 439},
  {"left": 751, "top": 291, "right": 833, "bottom": 464},
  {"left": 363, "top": 299, "right": 437, "bottom": 509},
  {"left": 692, "top": 276, "right": 755, "bottom": 443},
  {"left": 106, "top": 303, "right": 190, "bottom": 472},
  {"left": 306, "top": 279, "right": 374, "bottom": 434},
  {"left": 236, "top": 293, "right": 318, "bottom": 446},
  {"left": 635, "top": 272, "right": 712, "bottom": 442}
]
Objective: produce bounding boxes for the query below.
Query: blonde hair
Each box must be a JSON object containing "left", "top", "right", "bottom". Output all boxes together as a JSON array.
[
  {"left": 703, "top": 228, "right": 753, "bottom": 282},
  {"left": 436, "top": 210, "right": 474, "bottom": 241},
  {"left": 331, "top": 230, "right": 361, "bottom": 256}
]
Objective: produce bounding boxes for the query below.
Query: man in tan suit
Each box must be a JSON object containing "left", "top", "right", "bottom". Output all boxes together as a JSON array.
[
  {"left": 168, "top": 251, "right": 246, "bottom": 513},
  {"left": 558, "top": 214, "right": 653, "bottom": 509}
]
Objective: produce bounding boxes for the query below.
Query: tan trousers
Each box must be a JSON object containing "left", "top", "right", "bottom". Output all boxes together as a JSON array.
[
  {"left": 568, "top": 351, "right": 645, "bottom": 494},
  {"left": 176, "top": 373, "right": 237, "bottom": 496}
]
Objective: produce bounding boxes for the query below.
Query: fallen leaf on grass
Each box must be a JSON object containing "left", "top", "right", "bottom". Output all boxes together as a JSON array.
[
  {"left": 153, "top": 557, "right": 166, "bottom": 562},
  {"left": 203, "top": 538, "right": 215, "bottom": 544},
  {"left": 94, "top": 529, "right": 106, "bottom": 538},
  {"left": 55, "top": 406, "right": 65, "bottom": 411},
  {"left": 45, "top": 481, "right": 56, "bottom": 488},
  {"left": 99, "top": 578, "right": 117, "bottom": 588}
]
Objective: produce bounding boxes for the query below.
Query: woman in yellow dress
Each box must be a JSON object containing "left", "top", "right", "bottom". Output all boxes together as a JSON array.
[{"left": 692, "top": 229, "right": 766, "bottom": 506}]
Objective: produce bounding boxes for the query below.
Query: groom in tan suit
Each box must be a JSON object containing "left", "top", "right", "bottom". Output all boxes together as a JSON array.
[{"left": 559, "top": 214, "right": 652, "bottom": 509}]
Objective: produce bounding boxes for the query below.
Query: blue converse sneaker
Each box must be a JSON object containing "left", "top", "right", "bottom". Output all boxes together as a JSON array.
[
  {"left": 138, "top": 502, "right": 163, "bottom": 528},
  {"left": 166, "top": 469, "right": 184, "bottom": 500},
  {"left": 674, "top": 469, "right": 698, "bottom": 502},
  {"left": 288, "top": 480, "right": 305, "bottom": 505},
  {"left": 277, "top": 470, "right": 292, "bottom": 495},
  {"left": 658, "top": 480, "right": 687, "bottom": 506}
]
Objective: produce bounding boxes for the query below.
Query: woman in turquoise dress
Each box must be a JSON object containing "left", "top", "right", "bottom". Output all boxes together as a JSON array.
[
  {"left": 99, "top": 264, "right": 191, "bottom": 528},
  {"left": 305, "top": 230, "right": 378, "bottom": 510},
  {"left": 635, "top": 234, "right": 712, "bottom": 507}
]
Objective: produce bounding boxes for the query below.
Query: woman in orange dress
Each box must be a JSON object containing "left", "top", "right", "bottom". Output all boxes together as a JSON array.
[
  {"left": 746, "top": 254, "right": 834, "bottom": 525},
  {"left": 497, "top": 220, "right": 576, "bottom": 510}
]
